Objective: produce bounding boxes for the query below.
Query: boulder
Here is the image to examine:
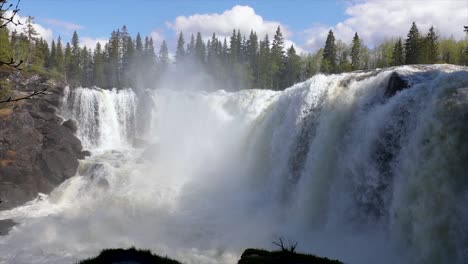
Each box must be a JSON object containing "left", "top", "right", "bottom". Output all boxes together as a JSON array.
[
  {"left": 62, "top": 119, "right": 78, "bottom": 134},
  {"left": 385, "top": 72, "right": 409, "bottom": 97}
]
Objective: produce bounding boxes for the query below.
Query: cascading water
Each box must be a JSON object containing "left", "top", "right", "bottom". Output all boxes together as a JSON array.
[
  {"left": 61, "top": 86, "right": 137, "bottom": 150},
  {"left": 0, "top": 65, "right": 467, "bottom": 264}
]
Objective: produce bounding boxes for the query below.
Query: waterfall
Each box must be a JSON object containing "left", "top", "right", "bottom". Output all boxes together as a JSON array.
[
  {"left": 0, "top": 65, "right": 467, "bottom": 264},
  {"left": 61, "top": 86, "right": 137, "bottom": 150}
]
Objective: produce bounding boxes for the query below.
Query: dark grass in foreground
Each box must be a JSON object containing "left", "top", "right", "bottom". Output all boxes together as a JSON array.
[
  {"left": 238, "top": 248, "right": 343, "bottom": 264},
  {"left": 78, "top": 247, "right": 343, "bottom": 264},
  {"left": 78, "top": 247, "right": 182, "bottom": 264}
]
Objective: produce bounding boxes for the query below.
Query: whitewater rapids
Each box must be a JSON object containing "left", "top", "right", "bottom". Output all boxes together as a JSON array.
[{"left": 0, "top": 65, "right": 467, "bottom": 264}]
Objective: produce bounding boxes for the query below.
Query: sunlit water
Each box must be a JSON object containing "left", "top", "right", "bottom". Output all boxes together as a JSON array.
[{"left": 1, "top": 65, "right": 468, "bottom": 264}]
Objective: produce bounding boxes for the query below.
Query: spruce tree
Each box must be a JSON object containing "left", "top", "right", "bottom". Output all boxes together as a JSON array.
[
  {"left": 69, "top": 31, "right": 81, "bottom": 86},
  {"left": 0, "top": 27, "right": 12, "bottom": 63},
  {"left": 405, "top": 22, "right": 421, "bottom": 64},
  {"left": 392, "top": 38, "right": 404, "bottom": 66},
  {"left": 159, "top": 40, "right": 169, "bottom": 70},
  {"left": 425, "top": 26, "right": 439, "bottom": 63},
  {"left": 322, "top": 29, "right": 337, "bottom": 73},
  {"left": 351, "top": 32, "right": 361, "bottom": 70},
  {"left": 195, "top": 32, "right": 205, "bottom": 64},
  {"left": 55, "top": 36, "right": 65, "bottom": 75},
  {"left": 271, "top": 26, "right": 285, "bottom": 89},
  {"left": 175, "top": 32, "right": 185, "bottom": 64},
  {"left": 48, "top": 40, "right": 56, "bottom": 69},
  {"left": 283, "top": 45, "right": 301, "bottom": 87},
  {"left": 93, "top": 42, "right": 105, "bottom": 87}
]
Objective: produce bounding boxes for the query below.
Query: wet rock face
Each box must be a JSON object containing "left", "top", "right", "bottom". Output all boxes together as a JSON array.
[
  {"left": 0, "top": 79, "right": 83, "bottom": 210},
  {"left": 385, "top": 72, "right": 409, "bottom": 97}
]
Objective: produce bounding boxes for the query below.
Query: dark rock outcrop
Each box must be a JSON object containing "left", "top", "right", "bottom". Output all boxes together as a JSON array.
[
  {"left": 62, "top": 119, "right": 78, "bottom": 134},
  {"left": 0, "top": 75, "right": 83, "bottom": 210},
  {"left": 385, "top": 72, "right": 409, "bottom": 97},
  {"left": 0, "top": 219, "right": 16, "bottom": 236}
]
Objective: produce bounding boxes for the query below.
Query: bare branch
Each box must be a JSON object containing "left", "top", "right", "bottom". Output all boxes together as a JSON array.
[
  {"left": 0, "top": 57, "right": 23, "bottom": 69},
  {"left": 0, "top": 0, "right": 22, "bottom": 29},
  {"left": 0, "top": 88, "right": 47, "bottom": 104},
  {"left": 272, "top": 237, "right": 298, "bottom": 253}
]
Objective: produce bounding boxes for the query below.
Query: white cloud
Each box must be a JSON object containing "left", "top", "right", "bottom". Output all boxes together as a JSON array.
[
  {"left": 151, "top": 30, "right": 165, "bottom": 48},
  {"left": 80, "top": 37, "right": 107, "bottom": 50},
  {"left": 6, "top": 12, "right": 53, "bottom": 43},
  {"left": 43, "top": 18, "right": 83, "bottom": 31},
  {"left": 167, "top": 5, "right": 291, "bottom": 42},
  {"left": 304, "top": 0, "right": 468, "bottom": 51}
]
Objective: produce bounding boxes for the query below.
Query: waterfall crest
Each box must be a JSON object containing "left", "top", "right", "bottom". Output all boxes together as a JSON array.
[{"left": 1, "top": 65, "right": 467, "bottom": 264}]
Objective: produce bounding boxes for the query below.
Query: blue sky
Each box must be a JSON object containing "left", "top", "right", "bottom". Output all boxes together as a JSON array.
[{"left": 14, "top": 0, "right": 468, "bottom": 53}]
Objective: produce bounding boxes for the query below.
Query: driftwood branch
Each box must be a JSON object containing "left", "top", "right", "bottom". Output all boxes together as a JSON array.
[{"left": 0, "top": 88, "right": 47, "bottom": 104}]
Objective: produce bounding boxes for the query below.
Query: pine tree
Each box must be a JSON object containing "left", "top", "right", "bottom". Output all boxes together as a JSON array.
[
  {"left": 405, "top": 22, "right": 421, "bottom": 64},
  {"left": 351, "top": 32, "right": 361, "bottom": 70},
  {"left": 175, "top": 32, "right": 185, "bottom": 64},
  {"left": 322, "top": 30, "right": 337, "bottom": 73},
  {"left": 392, "top": 38, "right": 404, "bottom": 66}
]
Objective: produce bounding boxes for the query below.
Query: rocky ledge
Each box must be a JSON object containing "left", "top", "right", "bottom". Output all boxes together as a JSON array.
[{"left": 0, "top": 74, "right": 85, "bottom": 210}]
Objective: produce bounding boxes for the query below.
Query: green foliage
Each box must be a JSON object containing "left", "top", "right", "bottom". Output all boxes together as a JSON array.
[
  {"left": 0, "top": 80, "right": 12, "bottom": 107},
  {"left": 392, "top": 38, "right": 405, "bottom": 66}
]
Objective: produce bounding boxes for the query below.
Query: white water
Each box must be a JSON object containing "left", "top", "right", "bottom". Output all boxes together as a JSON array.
[{"left": 1, "top": 65, "right": 468, "bottom": 264}]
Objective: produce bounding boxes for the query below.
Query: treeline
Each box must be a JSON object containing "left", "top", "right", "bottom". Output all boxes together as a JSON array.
[{"left": 0, "top": 18, "right": 467, "bottom": 91}]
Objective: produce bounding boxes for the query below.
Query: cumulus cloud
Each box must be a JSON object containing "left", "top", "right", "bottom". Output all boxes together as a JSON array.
[
  {"left": 80, "top": 37, "right": 108, "bottom": 50},
  {"left": 304, "top": 0, "right": 468, "bottom": 51},
  {"left": 5, "top": 12, "right": 53, "bottom": 43},
  {"left": 167, "top": 5, "right": 291, "bottom": 41},
  {"left": 43, "top": 18, "right": 83, "bottom": 32}
]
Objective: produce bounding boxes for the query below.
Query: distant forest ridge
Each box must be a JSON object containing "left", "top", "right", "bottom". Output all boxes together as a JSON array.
[{"left": 1, "top": 18, "right": 467, "bottom": 91}]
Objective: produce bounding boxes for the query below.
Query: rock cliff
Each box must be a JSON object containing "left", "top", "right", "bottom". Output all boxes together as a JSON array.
[{"left": 0, "top": 74, "right": 84, "bottom": 210}]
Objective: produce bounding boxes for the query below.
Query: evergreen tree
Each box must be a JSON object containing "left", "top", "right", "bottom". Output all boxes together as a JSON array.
[
  {"left": 0, "top": 27, "right": 12, "bottom": 63},
  {"left": 392, "top": 38, "right": 405, "bottom": 66},
  {"left": 283, "top": 45, "right": 301, "bottom": 87},
  {"left": 257, "top": 34, "right": 271, "bottom": 88},
  {"left": 351, "top": 32, "right": 361, "bottom": 70},
  {"left": 93, "top": 42, "right": 105, "bottom": 87},
  {"left": 64, "top": 42, "right": 72, "bottom": 81},
  {"left": 271, "top": 26, "right": 285, "bottom": 89},
  {"left": 69, "top": 31, "right": 81, "bottom": 86},
  {"left": 23, "top": 16, "right": 38, "bottom": 65},
  {"left": 322, "top": 29, "right": 337, "bottom": 73},
  {"left": 159, "top": 40, "right": 169, "bottom": 70},
  {"left": 175, "top": 32, "right": 185, "bottom": 64},
  {"left": 187, "top": 34, "right": 195, "bottom": 59},
  {"left": 48, "top": 40, "right": 56, "bottom": 69},
  {"left": 425, "top": 26, "right": 439, "bottom": 63},
  {"left": 194, "top": 32, "right": 206, "bottom": 64},
  {"left": 55, "top": 36, "right": 65, "bottom": 75},
  {"left": 405, "top": 22, "right": 421, "bottom": 64}
]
